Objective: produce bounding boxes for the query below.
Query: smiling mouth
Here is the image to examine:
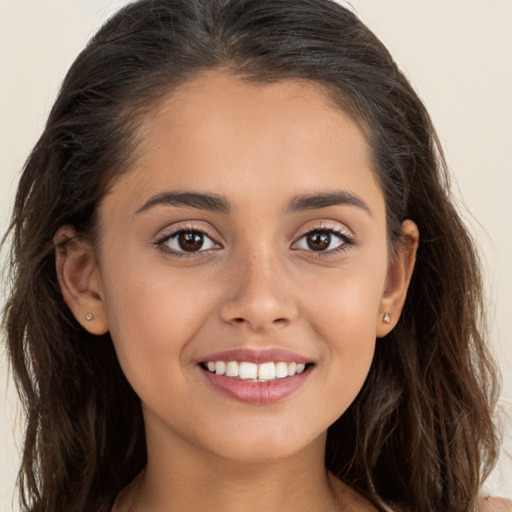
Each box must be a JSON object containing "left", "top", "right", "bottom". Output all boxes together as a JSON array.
[{"left": 199, "top": 360, "right": 314, "bottom": 382}]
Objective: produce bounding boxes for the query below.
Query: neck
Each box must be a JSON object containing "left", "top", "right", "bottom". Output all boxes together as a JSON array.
[
  {"left": 117, "top": 406, "right": 379, "bottom": 512},
  {"left": 128, "top": 420, "right": 347, "bottom": 512}
]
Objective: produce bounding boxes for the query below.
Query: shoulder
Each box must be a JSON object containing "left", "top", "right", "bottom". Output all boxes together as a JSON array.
[
  {"left": 478, "top": 497, "right": 512, "bottom": 511},
  {"left": 394, "top": 497, "right": 511, "bottom": 512}
]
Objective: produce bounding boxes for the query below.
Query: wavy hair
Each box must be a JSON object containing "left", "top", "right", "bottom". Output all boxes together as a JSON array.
[{"left": 2, "top": 0, "right": 499, "bottom": 510}]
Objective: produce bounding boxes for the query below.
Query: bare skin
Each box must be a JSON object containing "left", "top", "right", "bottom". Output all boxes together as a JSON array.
[
  {"left": 112, "top": 462, "right": 378, "bottom": 512},
  {"left": 479, "top": 498, "right": 512, "bottom": 512},
  {"left": 56, "top": 72, "right": 419, "bottom": 511}
]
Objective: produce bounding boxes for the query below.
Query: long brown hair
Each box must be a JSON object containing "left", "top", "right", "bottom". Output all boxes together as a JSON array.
[{"left": 2, "top": 1, "right": 499, "bottom": 511}]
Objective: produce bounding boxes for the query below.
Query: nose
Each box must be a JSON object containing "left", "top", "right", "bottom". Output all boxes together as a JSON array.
[{"left": 218, "top": 249, "right": 299, "bottom": 332}]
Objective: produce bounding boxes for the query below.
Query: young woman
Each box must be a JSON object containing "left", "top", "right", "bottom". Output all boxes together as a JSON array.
[{"left": 2, "top": 0, "right": 508, "bottom": 511}]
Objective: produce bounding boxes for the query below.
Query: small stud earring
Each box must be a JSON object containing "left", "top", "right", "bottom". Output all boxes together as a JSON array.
[
  {"left": 383, "top": 313, "right": 391, "bottom": 324},
  {"left": 85, "top": 312, "right": 94, "bottom": 321}
]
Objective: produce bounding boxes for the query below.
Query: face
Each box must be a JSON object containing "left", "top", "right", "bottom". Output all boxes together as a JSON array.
[{"left": 62, "top": 72, "right": 414, "bottom": 464}]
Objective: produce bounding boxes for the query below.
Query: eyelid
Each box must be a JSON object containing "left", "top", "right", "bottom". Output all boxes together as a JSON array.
[
  {"left": 291, "top": 221, "right": 356, "bottom": 254},
  {"left": 153, "top": 220, "right": 355, "bottom": 258},
  {"left": 293, "top": 220, "right": 354, "bottom": 241},
  {"left": 154, "top": 222, "right": 223, "bottom": 255}
]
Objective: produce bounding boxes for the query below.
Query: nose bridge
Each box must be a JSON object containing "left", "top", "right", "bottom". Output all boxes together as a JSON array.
[{"left": 219, "top": 242, "right": 298, "bottom": 330}]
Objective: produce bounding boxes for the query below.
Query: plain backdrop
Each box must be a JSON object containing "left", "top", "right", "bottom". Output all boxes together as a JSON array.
[{"left": 1, "top": 0, "right": 511, "bottom": 510}]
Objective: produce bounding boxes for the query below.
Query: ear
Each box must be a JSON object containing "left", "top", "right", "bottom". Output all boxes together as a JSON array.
[
  {"left": 54, "top": 226, "right": 109, "bottom": 335},
  {"left": 376, "top": 220, "right": 419, "bottom": 338}
]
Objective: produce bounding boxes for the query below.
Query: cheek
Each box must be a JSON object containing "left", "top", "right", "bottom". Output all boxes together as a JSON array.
[
  {"left": 307, "top": 255, "right": 386, "bottom": 341},
  {"left": 304, "top": 260, "right": 386, "bottom": 407},
  {"left": 100, "top": 261, "right": 217, "bottom": 392}
]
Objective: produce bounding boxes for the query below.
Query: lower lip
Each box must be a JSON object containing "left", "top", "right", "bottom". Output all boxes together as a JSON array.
[{"left": 200, "top": 366, "right": 312, "bottom": 404}]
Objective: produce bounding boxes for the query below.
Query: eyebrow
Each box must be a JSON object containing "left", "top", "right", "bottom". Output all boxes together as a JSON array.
[
  {"left": 135, "top": 189, "right": 371, "bottom": 216},
  {"left": 286, "top": 191, "right": 372, "bottom": 216},
  {"left": 136, "top": 191, "right": 233, "bottom": 214}
]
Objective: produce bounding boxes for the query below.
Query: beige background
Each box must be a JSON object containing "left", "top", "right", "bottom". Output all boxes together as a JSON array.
[{"left": 1, "top": 0, "right": 511, "bottom": 509}]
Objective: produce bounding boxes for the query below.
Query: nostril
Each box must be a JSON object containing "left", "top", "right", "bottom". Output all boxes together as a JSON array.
[{"left": 234, "top": 318, "right": 245, "bottom": 323}]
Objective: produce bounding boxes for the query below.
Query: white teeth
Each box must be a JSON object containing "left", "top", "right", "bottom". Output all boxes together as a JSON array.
[
  {"left": 204, "top": 360, "right": 310, "bottom": 381},
  {"left": 215, "top": 361, "right": 226, "bottom": 375},
  {"left": 275, "top": 362, "right": 288, "bottom": 379},
  {"left": 225, "top": 361, "right": 239, "bottom": 377},
  {"left": 258, "top": 362, "right": 275, "bottom": 380},
  {"left": 239, "top": 362, "right": 258, "bottom": 380}
]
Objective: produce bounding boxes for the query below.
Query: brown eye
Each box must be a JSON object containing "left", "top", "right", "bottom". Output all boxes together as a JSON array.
[
  {"left": 306, "top": 231, "right": 331, "bottom": 251},
  {"left": 178, "top": 231, "right": 205, "bottom": 252},
  {"left": 294, "top": 228, "right": 351, "bottom": 253},
  {"left": 158, "top": 228, "right": 218, "bottom": 254}
]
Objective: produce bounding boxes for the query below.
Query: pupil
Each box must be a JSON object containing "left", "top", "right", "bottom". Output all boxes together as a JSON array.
[
  {"left": 178, "top": 231, "right": 204, "bottom": 251},
  {"left": 307, "top": 231, "right": 330, "bottom": 251}
]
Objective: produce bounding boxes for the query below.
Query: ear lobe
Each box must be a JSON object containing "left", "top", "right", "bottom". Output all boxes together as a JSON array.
[
  {"left": 54, "top": 226, "right": 109, "bottom": 335},
  {"left": 376, "top": 220, "right": 419, "bottom": 338}
]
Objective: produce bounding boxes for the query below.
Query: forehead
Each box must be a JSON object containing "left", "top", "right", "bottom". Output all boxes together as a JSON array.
[{"left": 102, "top": 71, "right": 383, "bottom": 219}]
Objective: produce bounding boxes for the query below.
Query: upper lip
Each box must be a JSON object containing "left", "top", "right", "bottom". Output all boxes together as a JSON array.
[{"left": 198, "top": 347, "right": 311, "bottom": 365}]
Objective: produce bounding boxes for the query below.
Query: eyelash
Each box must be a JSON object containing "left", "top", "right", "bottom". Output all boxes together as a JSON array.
[
  {"left": 155, "top": 225, "right": 220, "bottom": 257},
  {"left": 292, "top": 225, "right": 355, "bottom": 257},
  {"left": 154, "top": 224, "right": 355, "bottom": 258}
]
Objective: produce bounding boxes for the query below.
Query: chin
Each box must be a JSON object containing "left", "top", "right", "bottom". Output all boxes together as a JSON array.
[{"left": 198, "top": 421, "right": 326, "bottom": 464}]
